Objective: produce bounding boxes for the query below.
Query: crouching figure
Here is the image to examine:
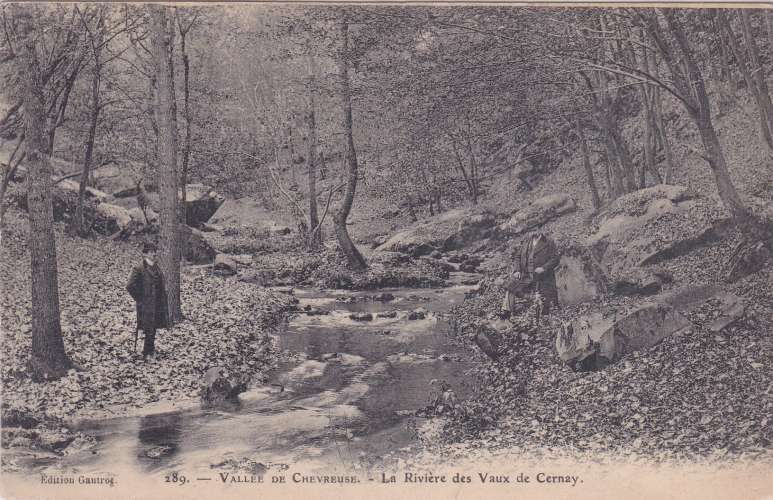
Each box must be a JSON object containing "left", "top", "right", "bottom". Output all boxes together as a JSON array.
[{"left": 502, "top": 232, "right": 560, "bottom": 317}]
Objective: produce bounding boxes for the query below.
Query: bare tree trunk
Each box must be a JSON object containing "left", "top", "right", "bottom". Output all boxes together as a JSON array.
[
  {"left": 649, "top": 49, "right": 676, "bottom": 183},
  {"left": 178, "top": 18, "right": 193, "bottom": 224},
  {"left": 0, "top": 134, "right": 25, "bottom": 226},
  {"left": 600, "top": 124, "right": 625, "bottom": 198},
  {"left": 75, "top": 30, "right": 102, "bottom": 237},
  {"left": 17, "top": 13, "right": 72, "bottom": 381},
  {"left": 740, "top": 10, "right": 773, "bottom": 157},
  {"left": 406, "top": 194, "right": 417, "bottom": 222},
  {"left": 661, "top": 10, "right": 749, "bottom": 219},
  {"left": 46, "top": 62, "right": 81, "bottom": 155},
  {"left": 150, "top": 5, "right": 183, "bottom": 322},
  {"left": 306, "top": 58, "right": 321, "bottom": 250},
  {"left": 451, "top": 138, "right": 476, "bottom": 203},
  {"left": 576, "top": 117, "right": 601, "bottom": 211},
  {"left": 610, "top": 127, "right": 638, "bottom": 192},
  {"left": 333, "top": 18, "right": 366, "bottom": 271},
  {"left": 720, "top": 11, "right": 773, "bottom": 156}
]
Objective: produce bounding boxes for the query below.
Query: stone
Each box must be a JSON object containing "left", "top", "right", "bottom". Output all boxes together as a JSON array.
[
  {"left": 373, "top": 292, "right": 395, "bottom": 302},
  {"left": 200, "top": 223, "right": 224, "bottom": 233},
  {"left": 474, "top": 325, "right": 503, "bottom": 361},
  {"left": 497, "top": 194, "right": 576, "bottom": 236},
  {"left": 407, "top": 308, "right": 427, "bottom": 320},
  {"left": 38, "top": 430, "right": 76, "bottom": 452},
  {"left": 609, "top": 267, "right": 663, "bottom": 296},
  {"left": 182, "top": 226, "right": 216, "bottom": 264},
  {"left": 209, "top": 197, "right": 293, "bottom": 234},
  {"left": 707, "top": 292, "right": 745, "bottom": 332},
  {"left": 94, "top": 202, "right": 133, "bottom": 234},
  {"left": 127, "top": 206, "right": 159, "bottom": 225},
  {"left": 418, "top": 256, "right": 455, "bottom": 273},
  {"left": 376, "top": 311, "right": 397, "bottom": 319},
  {"left": 459, "top": 262, "right": 478, "bottom": 273},
  {"left": 1, "top": 408, "right": 39, "bottom": 429},
  {"left": 90, "top": 163, "right": 142, "bottom": 197},
  {"left": 200, "top": 366, "right": 247, "bottom": 406},
  {"left": 598, "top": 184, "right": 691, "bottom": 219},
  {"left": 376, "top": 207, "right": 495, "bottom": 256},
  {"left": 638, "top": 218, "right": 734, "bottom": 266},
  {"left": 349, "top": 312, "right": 373, "bottom": 321},
  {"left": 239, "top": 269, "right": 275, "bottom": 287},
  {"left": 57, "top": 178, "right": 110, "bottom": 202},
  {"left": 725, "top": 240, "right": 771, "bottom": 283},
  {"left": 447, "top": 253, "right": 468, "bottom": 264},
  {"left": 370, "top": 251, "right": 412, "bottom": 266},
  {"left": 268, "top": 223, "right": 291, "bottom": 236},
  {"left": 183, "top": 183, "right": 225, "bottom": 226},
  {"left": 430, "top": 250, "right": 442, "bottom": 259},
  {"left": 303, "top": 308, "right": 329, "bottom": 316},
  {"left": 555, "top": 252, "right": 607, "bottom": 307},
  {"left": 556, "top": 299, "right": 691, "bottom": 371},
  {"left": 213, "top": 253, "right": 238, "bottom": 276},
  {"left": 230, "top": 254, "right": 253, "bottom": 266},
  {"left": 371, "top": 234, "right": 389, "bottom": 249},
  {"left": 585, "top": 186, "right": 717, "bottom": 279}
]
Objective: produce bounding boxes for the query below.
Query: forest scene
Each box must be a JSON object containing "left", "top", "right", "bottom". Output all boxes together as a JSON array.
[{"left": 1, "top": 3, "right": 772, "bottom": 495}]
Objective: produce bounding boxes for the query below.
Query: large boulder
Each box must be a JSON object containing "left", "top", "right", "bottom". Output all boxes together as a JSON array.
[
  {"left": 209, "top": 197, "right": 293, "bottom": 234},
  {"left": 213, "top": 253, "right": 238, "bottom": 276},
  {"left": 90, "top": 163, "right": 144, "bottom": 197},
  {"left": 557, "top": 301, "right": 691, "bottom": 371},
  {"left": 183, "top": 183, "right": 225, "bottom": 226},
  {"left": 14, "top": 184, "right": 82, "bottom": 223},
  {"left": 93, "top": 203, "right": 133, "bottom": 235},
  {"left": 127, "top": 206, "right": 159, "bottom": 225},
  {"left": 725, "top": 240, "right": 772, "bottom": 283},
  {"left": 200, "top": 367, "right": 247, "bottom": 407},
  {"left": 376, "top": 207, "right": 495, "bottom": 256},
  {"left": 556, "top": 285, "right": 733, "bottom": 371},
  {"left": 182, "top": 226, "right": 216, "bottom": 264},
  {"left": 57, "top": 179, "right": 110, "bottom": 203},
  {"left": 497, "top": 194, "right": 576, "bottom": 236},
  {"left": 586, "top": 185, "right": 730, "bottom": 287},
  {"left": 555, "top": 248, "right": 608, "bottom": 307}
]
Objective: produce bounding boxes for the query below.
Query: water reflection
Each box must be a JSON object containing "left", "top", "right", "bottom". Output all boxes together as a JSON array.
[{"left": 136, "top": 412, "right": 182, "bottom": 469}]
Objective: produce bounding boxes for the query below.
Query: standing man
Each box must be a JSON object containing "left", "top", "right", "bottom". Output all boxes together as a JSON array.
[
  {"left": 127, "top": 242, "right": 169, "bottom": 359},
  {"left": 502, "top": 232, "right": 560, "bottom": 316}
]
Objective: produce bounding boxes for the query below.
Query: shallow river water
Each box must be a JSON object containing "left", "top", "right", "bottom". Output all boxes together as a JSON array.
[{"left": 30, "top": 273, "right": 480, "bottom": 478}]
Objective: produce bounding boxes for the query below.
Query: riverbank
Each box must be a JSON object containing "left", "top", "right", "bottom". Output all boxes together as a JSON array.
[
  {"left": 433, "top": 272, "right": 773, "bottom": 463},
  {"left": 0, "top": 209, "right": 297, "bottom": 468}
]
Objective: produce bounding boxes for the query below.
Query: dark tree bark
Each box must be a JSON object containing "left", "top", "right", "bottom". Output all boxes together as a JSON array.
[
  {"left": 75, "top": 14, "right": 104, "bottom": 236},
  {"left": 576, "top": 117, "right": 601, "bottom": 211},
  {"left": 406, "top": 194, "right": 418, "bottom": 222},
  {"left": 739, "top": 10, "right": 773, "bottom": 157},
  {"left": 0, "top": 133, "right": 25, "bottom": 226},
  {"left": 647, "top": 9, "right": 748, "bottom": 218},
  {"left": 632, "top": 9, "right": 748, "bottom": 217},
  {"left": 451, "top": 138, "right": 476, "bottom": 204},
  {"left": 648, "top": 48, "right": 676, "bottom": 184},
  {"left": 150, "top": 5, "right": 183, "bottom": 322},
  {"left": 17, "top": 10, "right": 73, "bottom": 381},
  {"left": 177, "top": 11, "right": 195, "bottom": 222},
  {"left": 306, "top": 56, "right": 322, "bottom": 249},
  {"left": 333, "top": 17, "right": 367, "bottom": 271}
]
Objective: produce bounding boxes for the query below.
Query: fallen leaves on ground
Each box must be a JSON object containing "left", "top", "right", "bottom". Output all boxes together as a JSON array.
[{"left": 1, "top": 210, "right": 294, "bottom": 422}]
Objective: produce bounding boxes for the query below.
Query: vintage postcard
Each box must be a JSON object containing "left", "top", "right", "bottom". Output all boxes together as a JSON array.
[{"left": 1, "top": 2, "right": 772, "bottom": 499}]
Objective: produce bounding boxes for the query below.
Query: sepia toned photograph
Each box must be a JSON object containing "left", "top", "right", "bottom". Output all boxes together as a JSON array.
[{"left": 0, "top": 3, "right": 772, "bottom": 499}]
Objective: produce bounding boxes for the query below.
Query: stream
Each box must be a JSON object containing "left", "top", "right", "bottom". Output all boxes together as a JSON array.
[{"left": 27, "top": 273, "right": 480, "bottom": 478}]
